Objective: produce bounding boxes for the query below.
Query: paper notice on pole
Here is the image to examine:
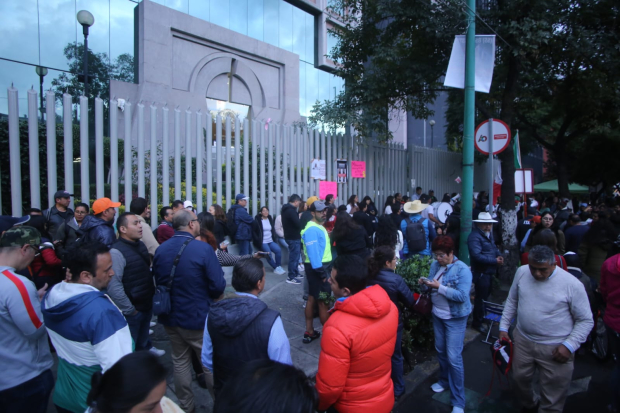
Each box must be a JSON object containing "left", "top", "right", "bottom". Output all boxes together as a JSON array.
[
  {"left": 444, "top": 35, "right": 496, "bottom": 93},
  {"left": 336, "top": 159, "right": 348, "bottom": 183},
  {"left": 310, "top": 159, "right": 326, "bottom": 180},
  {"left": 319, "top": 181, "right": 338, "bottom": 200},
  {"left": 351, "top": 161, "right": 366, "bottom": 178}
]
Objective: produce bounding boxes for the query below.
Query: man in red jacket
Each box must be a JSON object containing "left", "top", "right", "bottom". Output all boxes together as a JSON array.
[
  {"left": 316, "top": 255, "right": 398, "bottom": 413},
  {"left": 601, "top": 253, "right": 620, "bottom": 411}
]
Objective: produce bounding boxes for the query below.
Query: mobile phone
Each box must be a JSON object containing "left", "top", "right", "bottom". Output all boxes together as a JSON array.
[
  {"left": 257, "top": 251, "right": 270, "bottom": 256},
  {"left": 419, "top": 277, "right": 431, "bottom": 284},
  {"left": 220, "top": 240, "right": 230, "bottom": 249}
]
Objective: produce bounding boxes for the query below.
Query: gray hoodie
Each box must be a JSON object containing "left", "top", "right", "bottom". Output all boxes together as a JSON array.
[{"left": 0, "top": 266, "right": 53, "bottom": 390}]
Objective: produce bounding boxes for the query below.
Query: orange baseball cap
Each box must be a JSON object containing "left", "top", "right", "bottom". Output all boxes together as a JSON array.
[
  {"left": 92, "top": 197, "right": 121, "bottom": 215},
  {"left": 532, "top": 215, "right": 541, "bottom": 224}
]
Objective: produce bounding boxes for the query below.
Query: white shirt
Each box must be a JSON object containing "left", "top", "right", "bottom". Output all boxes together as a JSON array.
[
  {"left": 262, "top": 219, "right": 273, "bottom": 244},
  {"left": 384, "top": 205, "right": 393, "bottom": 215},
  {"left": 431, "top": 267, "right": 451, "bottom": 319},
  {"left": 421, "top": 205, "right": 435, "bottom": 227}
]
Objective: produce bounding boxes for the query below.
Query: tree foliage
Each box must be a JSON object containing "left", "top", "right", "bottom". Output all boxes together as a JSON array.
[
  {"left": 51, "top": 42, "right": 134, "bottom": 110},
  {"left": 310, "top": 0, "right": 465, "bottom": 141}
]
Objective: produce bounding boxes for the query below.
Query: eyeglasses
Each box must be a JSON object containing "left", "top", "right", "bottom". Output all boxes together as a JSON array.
[
  {"left": 190, "top": 219, "right": 199, "bottom": 223},
  {"left": 542, "top": 217, "right": 553, "bottom": 221},
  {"left": 435, "top": 253, "right": 448, "bottom": 259},
  {"left": 27, "top": 245, "right": 40, "bottom": 256}
]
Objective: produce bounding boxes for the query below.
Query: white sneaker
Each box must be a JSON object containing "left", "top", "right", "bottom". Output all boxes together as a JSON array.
[
  {"left": 451, "top": 407, "right": 464, "bottom": 413},
  {"left": 274, "top": 266, "right": 286, "bottom": 275},
  {"left": 431, "top": 382, "right": 446, "bottom": 393},
  {"left": 149, "top": 347, "right": 165, "bottom": 357},
  {"left": 149, "top": 329, "right": 154, "bottom": 335},
  {"left": 150, "top": 321, "right": 156, "bottom": 327}
]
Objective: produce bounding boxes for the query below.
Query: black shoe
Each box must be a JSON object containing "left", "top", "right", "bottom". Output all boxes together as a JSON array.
[{"left": 303, "top": 330, "right": 320, "bottom": 344}]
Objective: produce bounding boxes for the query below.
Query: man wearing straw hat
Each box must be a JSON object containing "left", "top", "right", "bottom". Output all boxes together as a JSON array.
[
  {"left": 468, "top": 212, "right": 504, "bottom": 333},
  {"left": 401, "top": 200, "right": 436, "bottom": 259}
]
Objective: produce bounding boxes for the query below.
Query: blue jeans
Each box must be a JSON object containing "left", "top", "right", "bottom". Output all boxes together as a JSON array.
[
  {"left": 126, "top": 309, "right": 153, "bottom": 351},
  {"left": 433, "top": 314, "right": 468, "bottom": 409},
  {"left": 0, "top": 369, "right": 54, "bottom": 413},
  {"left": 286, "top": 239, "right": 301, "bottom": 280},
  {"left": 237, "top": 239, "right": 251, "bottom": 255},
  {"left": 472, "top": 272, "right": 492, "bottom": 327},
  {"left": 261, "top": 242, "right": 282, "bottom": 269},
  {"left": 392, "top": 323, "right": 405, "bottom": 397}
]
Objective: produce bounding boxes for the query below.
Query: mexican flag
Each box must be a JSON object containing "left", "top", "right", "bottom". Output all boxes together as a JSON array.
[
  {"left": 492, "top": 131, "right": 521, "bottom": 205},
  {"left": 514, "top": 131, "right": 522, "bottom": 169}
]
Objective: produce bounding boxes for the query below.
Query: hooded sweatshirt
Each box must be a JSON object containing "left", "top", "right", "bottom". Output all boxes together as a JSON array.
[
  {"left": 601, "top": 254, "right": 620, "bottom": 332},
  {"left": 316, "top": 285, "right": 398, "bottom": 413},
  {"left": 280, "top": 203, "right": 302, "bottom": 240},
  {"left": 0, "top": 267, "right": 53, "bottom": 391},
  {"left": 42, "top": 282, "right": 133, "bottom": 412},
  {"left": 203, "top": 293, "right": 291, "bottom": 394}
]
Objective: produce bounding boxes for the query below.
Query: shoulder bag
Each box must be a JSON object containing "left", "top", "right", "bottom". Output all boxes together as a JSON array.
[
  {"left": 152, "top": 238, "right": 193, "bottom": 316},
  {"left": 413, "top": 269, "right": 445, "bottom": 316}
]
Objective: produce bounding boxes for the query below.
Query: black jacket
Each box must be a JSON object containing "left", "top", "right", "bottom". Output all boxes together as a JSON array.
[
  {"left": 252, "top": 215, "right": 277, "bottom": 249},
  {"left": 333, "top": 226, "right": 369, "bottom": 258},
  {"left": 112, "top": 238, "right": 154, "bottom": 311},
  {"left": 54, "top": 218, "right": 83, "bottom": 257},
  {"left": 80, "top": 215, "right": 116, "bottom": 247},
  {"left": 352, "top": 211, "right": 374, "bottom": 243},
  {"left": 44, "top": 206, "right": 74, "bottom": 240},
  {"left": 281, "top": 203, "right": 302, "bottom": 240},
  {"left": 208, "top": 295, "right": 279, "bottom": 395},
  {"left": 213, "top": 219, "right": 229, "bottom": 245},
  {"left": 368, "top": 268, "right": 415, "bottom": 326}
]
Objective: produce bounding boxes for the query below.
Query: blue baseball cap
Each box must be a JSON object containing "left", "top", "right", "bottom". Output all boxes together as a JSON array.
[{"left": 235, "top": 194, "right": 249, "bottom": 202}]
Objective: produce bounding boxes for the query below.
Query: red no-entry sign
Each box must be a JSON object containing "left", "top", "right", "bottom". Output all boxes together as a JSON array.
[{"left": 474, "top": 119, "right": 512, "bottom": 155}]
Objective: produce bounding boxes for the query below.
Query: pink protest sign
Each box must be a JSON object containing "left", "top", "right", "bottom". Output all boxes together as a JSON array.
[
  {"left": 319, "top": 181, "right": 338, "bottom": 200},
  {"left": 351, "top": 161, "right": 366, "bottom": 178}
]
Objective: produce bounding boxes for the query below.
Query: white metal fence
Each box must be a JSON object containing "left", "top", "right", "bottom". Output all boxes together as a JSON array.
[{"left": 4, "top": 88, "right": 409, "bottom": 228}]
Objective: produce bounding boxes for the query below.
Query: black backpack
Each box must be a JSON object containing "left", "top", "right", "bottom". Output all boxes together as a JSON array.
[
  {"left": 226, "top": 208, "right": 238, "bottom": 243},
  {"left": 405, "top": 217, "right": 427, "bottom": 253}
]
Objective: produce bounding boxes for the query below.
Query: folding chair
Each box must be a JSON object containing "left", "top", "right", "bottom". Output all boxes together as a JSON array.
[{"left": 481, "top": 300, "right": 508, "bottom": 344}]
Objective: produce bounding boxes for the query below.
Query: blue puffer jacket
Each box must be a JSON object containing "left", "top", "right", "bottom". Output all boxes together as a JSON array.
[
  {"left": 425, "top": 258, "right": 472, "bottom": 318},
  {"left": 152, "top": 232, "right": 226, "bottom": 330},
  {"left": 231, "top": 204, "right": 253, "bottom": 241},
  {"left": 80, "top": 215, "right": 116, "bottom": 247},
  {"left": 467, "top": 227, "right": 500, "bottom": 274}
]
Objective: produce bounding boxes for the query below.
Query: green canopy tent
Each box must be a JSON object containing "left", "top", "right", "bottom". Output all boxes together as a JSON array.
[{"left": 533, "top": 179, "right": 589, "bottom": 194}]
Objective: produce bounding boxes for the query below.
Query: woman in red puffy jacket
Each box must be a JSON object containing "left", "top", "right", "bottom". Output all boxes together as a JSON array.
[{"left": 316, "top": 255, "right": 398, "bottom": 413}]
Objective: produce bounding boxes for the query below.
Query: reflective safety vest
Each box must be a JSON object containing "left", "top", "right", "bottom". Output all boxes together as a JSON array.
[{"left": 301, "top": 221, "right": 332, "bottom": 264}]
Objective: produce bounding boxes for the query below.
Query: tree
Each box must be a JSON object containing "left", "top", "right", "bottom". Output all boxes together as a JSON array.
[
  {"left": 314, "top": 0, "right": 620, "bottom": 280},
  {"left": 51, "top": 42, "right": 134, "bottom": 115},
  {"left": 309, "top": 0, "right": 464, "bottom": 140}
]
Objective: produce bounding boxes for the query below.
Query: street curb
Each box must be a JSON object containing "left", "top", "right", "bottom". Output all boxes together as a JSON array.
[{"left": 395, "top": 327, "right": 481, "bottom": 408}]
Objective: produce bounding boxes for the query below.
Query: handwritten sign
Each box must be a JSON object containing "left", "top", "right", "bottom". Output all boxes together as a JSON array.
[
  {"left": 351, "top": 161, "right": 366, "bottom": 178},
  {"left": 310, "top": 159, "right": 326, "bottom": 180},
  {"left": 319, "top": 181, "right": 338, "bottom": 200}
]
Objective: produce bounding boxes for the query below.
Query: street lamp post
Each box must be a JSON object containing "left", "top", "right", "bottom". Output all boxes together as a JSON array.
[
  {"left": 76, "top": 10, "right": 95, "bottom": 97},
  {"left": 35, "top": 66, "right": 48, "bottom": 121},
  {"left": 429, "top": 119, "right": 435, "bottom": 148}
]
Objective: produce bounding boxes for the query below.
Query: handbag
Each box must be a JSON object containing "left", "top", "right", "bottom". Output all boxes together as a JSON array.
[
  {"left": 152, "top": 238, "right": 193, "bottom": 316},
  {"left": 413, "top": 270, "right": 445, "bottom": 316}
]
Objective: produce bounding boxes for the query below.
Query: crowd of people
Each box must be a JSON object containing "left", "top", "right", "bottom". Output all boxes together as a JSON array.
[{"left": 0, "top": 185, "right": 619, "bottom": 413}]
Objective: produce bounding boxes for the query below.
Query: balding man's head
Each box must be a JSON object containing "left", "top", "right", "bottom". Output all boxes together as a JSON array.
[{"left": 173, "top": 209, "right": 199, "bottom": 236}]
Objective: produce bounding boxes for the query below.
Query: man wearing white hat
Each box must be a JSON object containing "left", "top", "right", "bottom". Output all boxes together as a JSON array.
[
  {"left": 401, "top": 200, "right": 436, "bottom": 259},
  {"left": 467, "top": 212, "right": 503, "bottom": 333}
]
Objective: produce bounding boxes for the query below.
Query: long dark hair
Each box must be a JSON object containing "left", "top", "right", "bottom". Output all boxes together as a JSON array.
[
  {"left": 347, "top": 195, "right": 357, "bottom": 206},
  {"left": 211, "top": 204, "right": 227, "bottom": 222},
  {"left": 367, "top": 246, "right": 395, "bottom": 280},
  {"left": 87, "top": 352, "right": 167, "bottom": 413},
  {"left": 362, "top": 196, "right": 373, "bottom": 206},
  {"left": 198, "top": 212, "right": 218, "bottom": 251},
  {"left": 374, "top": 216, "right": 398, "bottom": 249},
  {"left": 384, "top": 196, "right": 395, "bottom": 210},
  {"left": 331, "top": 211, "right": 360, "bottom": 242}
]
